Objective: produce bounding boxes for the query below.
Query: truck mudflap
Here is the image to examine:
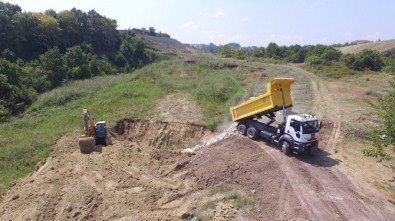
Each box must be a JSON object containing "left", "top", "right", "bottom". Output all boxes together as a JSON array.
[{"left": 292, "top": 140, "right": 318, "bottom": 154}]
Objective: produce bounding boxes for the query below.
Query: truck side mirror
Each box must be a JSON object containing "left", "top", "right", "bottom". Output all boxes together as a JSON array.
[
  {"left": 319, "top": 121, "right": 323, "bottom": 129},
  {"left": 296, "top": 131, "right": 300, "bottom": 138}
]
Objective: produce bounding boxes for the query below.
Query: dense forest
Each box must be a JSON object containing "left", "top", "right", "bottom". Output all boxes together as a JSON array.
[{"left": 0, "top": 1, "right": 154, "bottom": 121}]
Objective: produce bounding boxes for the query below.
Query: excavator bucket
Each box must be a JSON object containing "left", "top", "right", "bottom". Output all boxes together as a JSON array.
[{"left": 79, "top": 137, "right": 96, "bottom": 154}]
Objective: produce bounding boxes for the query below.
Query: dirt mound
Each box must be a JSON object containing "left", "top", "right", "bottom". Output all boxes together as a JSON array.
[
  {"left": 0, "top": 120, "right": 212, "bottom": 221},
  {"left": 1, "top": 119, "right": 393, "bottom": 220},
  {"left": 185, "top": 136, "right": 307, "bottom": 220}
]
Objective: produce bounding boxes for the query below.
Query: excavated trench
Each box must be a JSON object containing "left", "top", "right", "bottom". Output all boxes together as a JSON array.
[{"left": 0, "top": 119, "right": 216, "bottom": 221}]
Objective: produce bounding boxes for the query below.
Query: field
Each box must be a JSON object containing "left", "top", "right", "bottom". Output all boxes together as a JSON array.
[
  {"left": 338, "top": 39, "right": 395, "bottom": 54},
  {"left": 0, "top": 46, "right": 394, "bottom": 220}
]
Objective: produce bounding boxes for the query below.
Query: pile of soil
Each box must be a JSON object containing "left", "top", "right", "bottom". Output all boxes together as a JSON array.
[
  {"left": 185, "top": 136, "right": 307, "bottom": 220},
  {"left": 1, "top": 119, "right": 393, "bottom": 221}
]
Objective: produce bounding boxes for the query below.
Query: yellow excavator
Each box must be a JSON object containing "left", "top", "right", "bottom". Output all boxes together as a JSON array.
[{"left": 78, "top": 109, "right": 107, "bottom": 154}]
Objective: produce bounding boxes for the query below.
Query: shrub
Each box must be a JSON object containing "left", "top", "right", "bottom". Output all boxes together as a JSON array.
[
  {"left": 305, "top": 55, "right": 322, "bottom": 66},
  {"left": 363, "top": 81, "right": 395, "bottom": 161},
  {"left": 342, "top": 50, "right": 384, "bottom": 71}
]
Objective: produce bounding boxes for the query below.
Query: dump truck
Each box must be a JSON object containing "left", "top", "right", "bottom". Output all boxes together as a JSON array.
[
  {"left": 78, "top": 109, "right": 107, "bottom": 154},
  {"left": 230, "top": 78, "right": 321, "bottom": 155}
]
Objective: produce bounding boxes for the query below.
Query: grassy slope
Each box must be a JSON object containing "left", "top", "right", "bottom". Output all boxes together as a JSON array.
[
  {"left": 338, "top": 39, "right": 395, "bottom": 54},
  {"left": 0, "top": 56, "right": 244, "bottom": 195}
]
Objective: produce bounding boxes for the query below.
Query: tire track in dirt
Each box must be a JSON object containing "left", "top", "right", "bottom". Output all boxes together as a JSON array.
[
  {"left": 289, "top": 66, "right": 342, "bottom": 154},
  {"left": 262, "top": 146, "right": 342, "bottom": 220},
  {"left": 259, "top": 143, "right": 392, "bottom": 221},
  {"left": 255, "top": 66, "right": 393, "bottom": 220}
]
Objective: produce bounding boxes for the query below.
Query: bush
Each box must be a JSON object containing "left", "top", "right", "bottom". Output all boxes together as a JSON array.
[
  {"left": 363, "top": 81, "right": 395, "bottom": 161},
  {"left": 305, "top": 55, "right": 322, "bottom": 66},
  {"left": 382, "top": 60, "right": 395, "bottom": 74},
  {"left": 321, "top": 48, "right": 342, "bottom": 61},
  {"left": 342, "top": 50, "right": 384, "bottom": 71}
]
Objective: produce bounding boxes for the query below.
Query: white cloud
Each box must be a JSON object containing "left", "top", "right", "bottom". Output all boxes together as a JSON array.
[
  {"left": 181, "top": 21, "right": 199, "bottom": 29},
  {"left": 213, "top": 9, "right": 224, "bottom": 17}
]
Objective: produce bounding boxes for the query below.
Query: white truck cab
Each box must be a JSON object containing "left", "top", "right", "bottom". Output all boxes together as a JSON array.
[{"left": 280, "top": 114, "right": 320, "bottom": 154}]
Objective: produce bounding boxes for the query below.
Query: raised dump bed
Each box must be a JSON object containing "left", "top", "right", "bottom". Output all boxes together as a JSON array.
[{"left": 230, "top": 78, "right": 294, "bottom": 122}]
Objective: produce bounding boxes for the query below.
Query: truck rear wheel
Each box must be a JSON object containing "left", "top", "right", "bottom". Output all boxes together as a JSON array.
[
  {"left": 246, "top": 127, "right": 258, "bottom": 140},
  {"left": 281, "top": 141, "right": 291, "bottom": 155},
  {"left": 237, "top": 124, "right": 247, "bottom": 135}
]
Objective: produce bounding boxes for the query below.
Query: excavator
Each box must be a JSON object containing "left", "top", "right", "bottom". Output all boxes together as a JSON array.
[{"left": 78, "top": 109, "right": 107, "bottom": 154}]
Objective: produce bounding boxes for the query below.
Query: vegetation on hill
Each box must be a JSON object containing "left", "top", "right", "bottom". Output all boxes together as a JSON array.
[
  {"left": 338, "top": 39, "right": 395, "bottom": 54},
  {"left": 0, "top": 1, "right": 155, "bottom": 121},
  {"left": 364, "top": 82, "right": 395, "bottom": 161},
  {"left": 191, "top": 42, "right": 395, "bottom": 79}
]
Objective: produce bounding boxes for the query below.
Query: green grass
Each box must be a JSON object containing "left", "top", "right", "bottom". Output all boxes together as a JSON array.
[
  {"left": 301, "top": 61, "right": 378, "bottom": 80},
  {"left": 0, "top": 76, "right": 165, "bottom": 195}
]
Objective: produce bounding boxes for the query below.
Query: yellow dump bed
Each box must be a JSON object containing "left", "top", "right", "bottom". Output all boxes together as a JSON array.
[{"left": 230, "top": 78, "right": 295, "bottom": 122}]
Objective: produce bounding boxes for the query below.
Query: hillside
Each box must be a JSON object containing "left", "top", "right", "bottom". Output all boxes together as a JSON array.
[
  {"left": 0, "top": 44, "right": 394, "bottom": 219},
  {"left": 120, "top": 29, "right": 187, "bottom": 50},
  {"left": 339, "top": 38, "right": 395, "bottom": 54}
]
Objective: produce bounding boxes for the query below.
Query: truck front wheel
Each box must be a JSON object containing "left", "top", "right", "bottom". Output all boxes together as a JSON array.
[
  {"left": 237, "top": 124, "right": 247, "bottom": 135},
  {"left": 281, "top": 141, "right": 291, "bottom": 155},
  {"left": 246, "top": 127, "right": 258, "bottom": 140}
]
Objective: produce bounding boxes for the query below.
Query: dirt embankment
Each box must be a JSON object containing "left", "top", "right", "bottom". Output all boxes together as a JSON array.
[
  {"left": 0, "top": 120, "right": 212, "bottom": 221},
  {"left": 1, "top": 118, "right": 394, "bottom": 221}
]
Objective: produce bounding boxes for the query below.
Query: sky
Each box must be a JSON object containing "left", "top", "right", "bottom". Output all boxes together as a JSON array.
[{"left": 4, "top": 0, "right": 395, "bottom": 47}]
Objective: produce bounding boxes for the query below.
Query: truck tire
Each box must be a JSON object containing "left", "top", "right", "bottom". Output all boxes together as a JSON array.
[
  {"left": 237, "top": 124, "right": 247, "bottom": 135},
  {"left": 281, "top": 141, "right": 291, "bottom": 155},
  {"left": 246, "top": 127, "right": 258, "bottom": 140}
]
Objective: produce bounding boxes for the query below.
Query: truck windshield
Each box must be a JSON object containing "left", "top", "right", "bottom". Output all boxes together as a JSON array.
[{"left": 301, "top": 121, "right": 319, "bottom": 133}]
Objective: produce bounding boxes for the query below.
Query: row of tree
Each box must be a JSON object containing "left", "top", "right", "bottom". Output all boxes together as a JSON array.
[
  {"left": 0, "top": 2, "right": 120, "bottom": 59},
  {"left": 0, "top": 1, "right": 155, "bottom": 121},
  {"left": 218, "top": 42, "right": 395, "bottom": 73}
]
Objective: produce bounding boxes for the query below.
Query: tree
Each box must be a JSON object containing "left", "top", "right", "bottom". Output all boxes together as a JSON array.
[
  {"left": 39, "top": 47, "right": 66, "bottom": 87},
  {"left": 321, "top": 48, "right": 342, "bottom": 61},
  {"left": 363, "top": 82, "right": 395, "bottom": 161},
  {"left": 1, "top": 48, "right": 16, "bottom": 62},
  {"left": 148, "top": 27, "right": 156, "bottom": 36},
  {"left": 63, "top": 45, "right": 91, "bottom": 79},
  {"left": 252, "top": 48, "right": 265, "bottom": 57},
  {"left": 220, "top": 45, "right": 232, "bottom": 57},
  {"left": 286, "top": 45, "right": 307, "bottom": 63},
  {"left": 233, "top": 48, "right": 245, "bottom": 59},
  {"left": 342, "top": 50, "right": 384, "bottom": 71},
  {"left": 266, "top": 42, "right": 281, "bottom": 59},
  {"left": 305, "top": 55, "right": 322, "bottom": 66},
  {"left": 117, "top": 35, "right": 149, "bottom": 70},
  {"left": 87, "top": 10, "right": 120, "bottom": 54},
  {"left": 0, "top": 58, "right": 38, "bottom": 117}
]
